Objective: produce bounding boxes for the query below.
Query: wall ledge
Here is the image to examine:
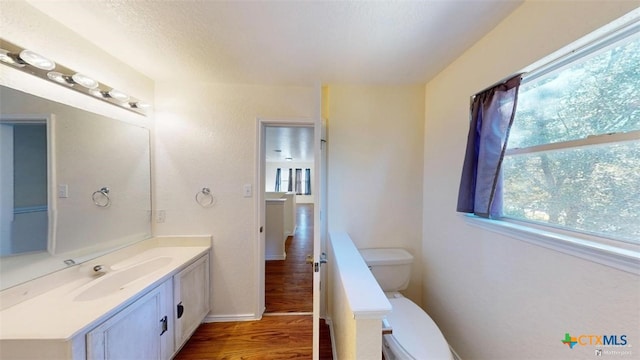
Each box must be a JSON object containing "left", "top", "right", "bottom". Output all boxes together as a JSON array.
[{"left": 329, "top": 232, "right": 392, "bottom": 319}]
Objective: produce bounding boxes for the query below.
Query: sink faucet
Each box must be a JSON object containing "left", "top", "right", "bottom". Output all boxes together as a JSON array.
[{"left": 93, "top": 264, "right": 107, "bottom": 275}]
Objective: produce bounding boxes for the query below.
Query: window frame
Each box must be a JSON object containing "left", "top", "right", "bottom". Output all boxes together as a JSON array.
[{"left": 467, "top": 11, "right": 640, "bottom": 275}]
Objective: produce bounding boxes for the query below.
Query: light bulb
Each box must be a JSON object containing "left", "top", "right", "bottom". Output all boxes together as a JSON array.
[
  {"left": 72, "top": 73, "right": 99, "bottom": 89},
  {"left": 19, "top": 49, "right": 55, "bottom": 70},
  {"left": 89, "top": 89, "right": 105, "bottom": 98},
  {"left": 47, "top": 72, "right": 72, "bottom": 86},
  {"left": 108, "top": 89, "right": 130, "bottom": 102},
  {"left": 0, "top": 49, "right": 23, "bottom": 67}
]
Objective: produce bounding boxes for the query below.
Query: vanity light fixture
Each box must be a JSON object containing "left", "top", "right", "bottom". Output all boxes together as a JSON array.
[{"left": 0, "top": 38, "right": 150, "bottom": 116}]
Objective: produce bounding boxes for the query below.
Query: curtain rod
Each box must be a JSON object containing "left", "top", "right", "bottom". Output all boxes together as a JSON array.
[{"left": 472, "top": 73, "right": 525, "bottom": 98}]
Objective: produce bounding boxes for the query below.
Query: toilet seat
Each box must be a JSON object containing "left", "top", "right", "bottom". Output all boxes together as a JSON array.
[{"left": 384, "top": 296, "right": 452, "bottom": 360}]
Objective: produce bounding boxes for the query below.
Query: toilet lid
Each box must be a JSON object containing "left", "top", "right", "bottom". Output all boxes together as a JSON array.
[{"left": 387, "top": 297, "right": 451, "bottom": 360}]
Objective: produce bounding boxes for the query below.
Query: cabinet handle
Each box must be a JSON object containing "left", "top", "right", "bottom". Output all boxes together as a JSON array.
[
  {"left": 177, "top": 302, "right": 184, "bottom": 319},
  {"left": 160, "top": 316, "right": 168, "bottom": 336}
]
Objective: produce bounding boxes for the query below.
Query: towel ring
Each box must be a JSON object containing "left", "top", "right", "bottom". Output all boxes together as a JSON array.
[
  {"left": 195, "top": 187, "right": 216, "bottom": 208},
  {"left": 92, "top": 187, "right": 111, "bottom": 207}
]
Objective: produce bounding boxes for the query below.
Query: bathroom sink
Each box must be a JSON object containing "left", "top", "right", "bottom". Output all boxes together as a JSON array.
[{"left": 74, "top": 257, "right": 172, "bottom": 301}]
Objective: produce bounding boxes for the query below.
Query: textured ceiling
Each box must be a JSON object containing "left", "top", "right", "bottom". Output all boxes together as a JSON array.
[
  {"left": 265, "top": 126, "right": 314, "bottom": 163},
  {"left": 26, "top": 0, "right": 522, "bottom": 86}
]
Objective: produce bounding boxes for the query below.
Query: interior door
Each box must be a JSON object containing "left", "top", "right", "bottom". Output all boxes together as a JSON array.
[{"left": 312, "top": 90, "right": 324, "bottom": 360}]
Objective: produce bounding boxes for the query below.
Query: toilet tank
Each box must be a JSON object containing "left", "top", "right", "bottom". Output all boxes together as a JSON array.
[{"left": 359, "top": 248, "right": 413, "bottom": 292}]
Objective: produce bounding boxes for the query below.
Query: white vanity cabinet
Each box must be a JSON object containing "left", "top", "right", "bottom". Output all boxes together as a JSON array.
[
  {"left": 87, "top": 253, "right": 210, "bottom": 360},
  {"left": 0, "top": 238, "right": 211, "bottom": 360},
  {"left": 173, "top": 254, "right": 210, "bottom": 350},
  {"left": 86, "top": 279, "right": 174, "bottom": 360}
]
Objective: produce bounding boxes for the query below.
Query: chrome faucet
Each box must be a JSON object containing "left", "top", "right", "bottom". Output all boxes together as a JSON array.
[{"left": 93, "top": 264, "right": 106, "bottom": 274}]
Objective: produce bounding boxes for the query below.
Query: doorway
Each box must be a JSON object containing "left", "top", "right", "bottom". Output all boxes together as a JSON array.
[
  {"left": 256, "top": 116, "right": 326, "bottom": 359},
  {"left": 262, "top": 125, "right": 315, "bottom": 314}
]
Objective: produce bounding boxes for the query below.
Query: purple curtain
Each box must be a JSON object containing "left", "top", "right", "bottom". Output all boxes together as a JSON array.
[
  {"left": 274, "top": 168, "right": 281, "bottom": 192},
  {"left": 287, "top": 168, "right": 293, "bottom": 192},
  {"left": 304, "top": 168, "right": 311, "bottom": 195},
  {"left": 457, "top": 74, "right": 522, "bottom": 218},
  {"left": 295, "top": 168, "right": 303, "bottom": 195}
]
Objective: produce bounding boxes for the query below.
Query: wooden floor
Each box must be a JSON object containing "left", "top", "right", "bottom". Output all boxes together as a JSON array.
[
  {"left": 176, "top": 204, "right": 333, "bottom": 359},
  {"left": 175, "top": 315, "right": 332, "bottom": 359},
  {"left": 265, "top": 204, "right": 313, "bottom": 313}
]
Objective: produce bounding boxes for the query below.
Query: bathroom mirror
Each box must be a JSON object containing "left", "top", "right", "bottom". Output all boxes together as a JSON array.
[{"left": 0, "top": 85, "right": 152, "bottom": 290}]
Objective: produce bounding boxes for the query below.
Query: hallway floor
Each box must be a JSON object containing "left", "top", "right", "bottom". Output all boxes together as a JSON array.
[{"left": 175, "top": 204, "right": 333, "bottom": 359}]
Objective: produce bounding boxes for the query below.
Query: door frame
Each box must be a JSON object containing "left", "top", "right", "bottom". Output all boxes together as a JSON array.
[
  {"left": 255, "top": 87, "right": 323, "bottom": 360},
  {"left": 254, "top": 117, "right": 316, "bottom": 313},
  {"left": 0, "top": 114, "right": 56, "bottom": 256}
]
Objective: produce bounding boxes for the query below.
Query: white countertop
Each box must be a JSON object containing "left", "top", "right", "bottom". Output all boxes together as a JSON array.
[{"left": 0, "top": 236, "right": 211, "bottom": 341}]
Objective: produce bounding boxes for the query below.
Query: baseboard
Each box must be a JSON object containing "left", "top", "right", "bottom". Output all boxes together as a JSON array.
[
  {"left": 204, "top": 313, "right": 261, "bottom": 322},
  {"left": 265, "top": 254, "right": 286, "bottom": 261}
]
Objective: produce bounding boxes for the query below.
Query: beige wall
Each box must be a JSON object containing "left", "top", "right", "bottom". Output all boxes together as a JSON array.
[
  {"left": 423, "top": 1, "right": 640, "bottom": 359},
  {"left": 153, "top": 81, "right": 315, "bottom": 318},
  {"left": 326, "top": 84, "right": 425, "bottom": 304}
]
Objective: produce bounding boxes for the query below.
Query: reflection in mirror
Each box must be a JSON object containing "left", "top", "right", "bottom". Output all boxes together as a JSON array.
[
  {"left": 0, "top": 85, "right": 152, "bottom": 290},
  {"left": 0, "top": 119, "right": 49, "bottom": 256}
]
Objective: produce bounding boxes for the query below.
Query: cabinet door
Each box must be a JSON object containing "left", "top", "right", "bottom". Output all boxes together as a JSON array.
[
  {"left": 86, "top": 280, "right": 173, "bottom": 360},
  {"left": 174, "top": 254, "right": 210, "bottom": 349}
]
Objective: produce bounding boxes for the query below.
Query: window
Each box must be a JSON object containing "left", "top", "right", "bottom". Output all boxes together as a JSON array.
[
  {"left": 502, "top": 25, "right": 640, "bottom": 244},
  {"left": 275, "top": 167, "right": 312, "bottom": 195}
]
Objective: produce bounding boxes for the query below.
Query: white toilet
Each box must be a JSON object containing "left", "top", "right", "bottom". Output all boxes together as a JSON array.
[{"left": 360, "top": 248, "right": 453, "bottom": 360}]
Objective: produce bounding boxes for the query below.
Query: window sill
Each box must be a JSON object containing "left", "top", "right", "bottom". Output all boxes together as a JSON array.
[{"left": 463, "top": 215, "right": 640, "bottom": 275}]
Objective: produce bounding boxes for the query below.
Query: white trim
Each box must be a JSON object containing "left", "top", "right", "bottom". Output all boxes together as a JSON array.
[
  {"left": 263, "top": 312, "right": 313, "bottom": 316},
  {"left": 463, "top": 215, "right": 640, "bottom": 275},
  {"left": 520, "top": 9, "right": 640, "bottom": 82},
  {"left": 203, "top": 313, "right": 262, "bottom": 323},
  {"left": 506, "top": 130, "right": 640, "bottom": 156}
]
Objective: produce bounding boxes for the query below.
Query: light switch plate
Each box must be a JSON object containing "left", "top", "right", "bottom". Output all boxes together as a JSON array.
[
  {"left": 58, "top": 184, "right": 69, "bottom": 198},
  {"left": 243, "top": 184, "right": 252, "bottom": 197}
]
